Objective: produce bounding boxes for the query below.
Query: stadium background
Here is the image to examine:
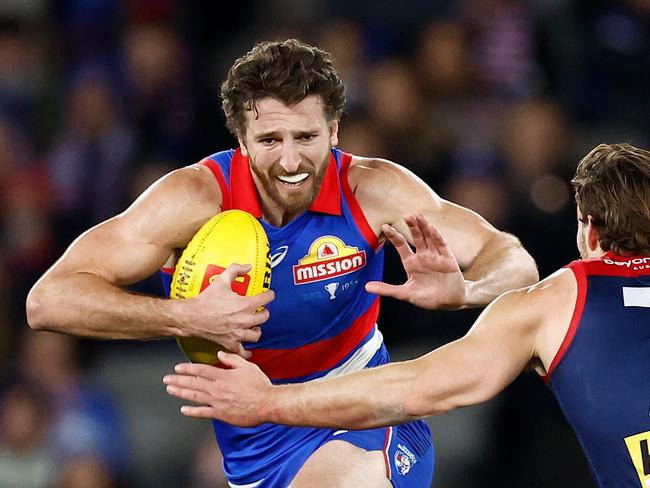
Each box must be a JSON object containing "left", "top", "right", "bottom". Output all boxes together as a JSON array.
[{"left": 0, "top": 0, "right": 648, "bottom": 486}]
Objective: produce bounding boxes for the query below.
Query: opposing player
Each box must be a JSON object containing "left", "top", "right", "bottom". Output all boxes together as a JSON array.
[
  {"left": 164, "top": 143, "right": 650, "bottom": 487},
  {"left": 27, "top": 39, "right": 538, "bottom": 487}
]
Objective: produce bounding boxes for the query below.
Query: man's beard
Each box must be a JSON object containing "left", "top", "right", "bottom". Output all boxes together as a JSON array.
[{"left": 251, "top": 154, "right": 330, "bottom": 216}]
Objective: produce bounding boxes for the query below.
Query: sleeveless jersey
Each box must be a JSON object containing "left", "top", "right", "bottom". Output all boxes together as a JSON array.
[
  {"left": 543, "top": 253, "right": 650, "bottom": 487},
  {"left": 161, "top": 148, "right": 433, "bottom": 486}
]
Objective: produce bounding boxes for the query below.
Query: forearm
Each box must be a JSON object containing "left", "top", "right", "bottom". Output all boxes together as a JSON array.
[
  {"left": 265, "top": 363, "right": 419, "bottom": 430},
  {"left": 263, "top": 347, "right": 482, "bottom": 430},
  {"left": 463, "top": 234, "right": 538, "bottom": 307},
  {"left": 26, "top": 272, "right": 182, "bottom": 339}
]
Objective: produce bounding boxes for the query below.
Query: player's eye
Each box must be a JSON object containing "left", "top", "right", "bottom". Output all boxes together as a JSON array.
[{"left": 260, "top": 138, "right": 276, "bottom": 145}]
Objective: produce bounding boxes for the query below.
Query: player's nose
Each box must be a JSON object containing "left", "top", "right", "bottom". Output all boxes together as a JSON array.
[{"left": 279, "top": 140, "right": 300, "bottom": 173}]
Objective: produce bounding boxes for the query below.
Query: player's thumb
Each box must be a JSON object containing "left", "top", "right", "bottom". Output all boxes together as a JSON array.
[{"left": 365, "top": 281, "right": 404, "bottom": 299}]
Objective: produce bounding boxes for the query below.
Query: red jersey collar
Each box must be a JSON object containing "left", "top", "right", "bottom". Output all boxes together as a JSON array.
[{"left": 229, "top": 148, "right": 342, "bottom": 218}]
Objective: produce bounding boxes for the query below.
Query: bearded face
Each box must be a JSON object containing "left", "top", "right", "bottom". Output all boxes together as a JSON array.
[
  {"left": 249, "top": 155, "right": 330, "bottom": 216},
  {"left": 239, "top": 96, "right": 339, "bottom": 222}
]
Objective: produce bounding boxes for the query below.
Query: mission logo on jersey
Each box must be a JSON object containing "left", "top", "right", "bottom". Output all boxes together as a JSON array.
[{"left": 293, "top": 236, "right": 367, "bottom": 285}]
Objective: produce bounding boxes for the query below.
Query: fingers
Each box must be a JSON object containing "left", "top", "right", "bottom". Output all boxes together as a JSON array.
[
  {"left": 173, "top": 362, "right": 221, "bottom": 380},
  {"left": 238, "top": 326, "right": 262, "bottom": 344},
  {"left": 180, "top": 405, "right": 217, "bottom": 419},
  {"left": 251, "top": 290, "right": 275, "bottom": 308},
  {"left": 416, "top": 214, "right": 454, "bottom": 258},
  {"left": 235, "top": 342, "right": 251, "bottom": 359},
  {"left": 166, "top": 384, "right": 214, "bottom": 406},
  {"left": 365, "top": 281, "right": 408, "bottom": 300},
  {"left": 164, "top": 375, "right": 215, "bottom": 405},
  {"left": 249, "top": 308, "right": 270, "bottom": 326},
  {"left": 406, "top": 215, "right": 428, "bottom": 250},
  {"left": 381, "top": 224, "right": 413, "bottom": 261},
  {"left": 219, "top": 339, "right": 249, "bottom": 357},
  {"left": 217, "top": 350, "right": 248, "bottom": 368},
  {"left": 219, "top": 263, "right": 252, "bottom": 285}
]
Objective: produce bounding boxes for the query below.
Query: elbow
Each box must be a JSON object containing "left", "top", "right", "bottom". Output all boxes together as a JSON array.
[
  {"left": 506, "top": 235, "right": 539, "bottom": 286},
  {"left": 516, "top": 258, "right": 539, "bottom": 288},
  {"left": 521, "top": 256, "right": 540, "bottom": 286},
  {"left": 26, "top": 284, "right": 51, "bottom": 331}
]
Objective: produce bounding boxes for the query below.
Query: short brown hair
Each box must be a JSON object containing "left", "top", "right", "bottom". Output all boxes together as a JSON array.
[
  {"left": 221, "top": 39, "right": 346, "bottom": 136},
  {"left": 572, "top": 143, "right": 650, "bottom": 255}
]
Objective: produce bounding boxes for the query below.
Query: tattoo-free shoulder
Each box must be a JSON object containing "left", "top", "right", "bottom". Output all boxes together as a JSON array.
[
  {"left": 122, "top": 163, "right": 223, "bottom": 250},
  {"left": 347, "top": 155, "right": 419, "bottom": 206},
  {"left": 154, "top": 163, "right": 222, "bottom": 209}
]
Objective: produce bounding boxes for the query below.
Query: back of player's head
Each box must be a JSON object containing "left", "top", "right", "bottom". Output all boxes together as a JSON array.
[
  {"left": 572, "top": 143, "right": 650, "bottom": 255},
  {"left": 221, "top": 38, "right": 346, "bottom": 137}
]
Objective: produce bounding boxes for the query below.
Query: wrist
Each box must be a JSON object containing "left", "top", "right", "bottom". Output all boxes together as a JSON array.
[
  {"left": 461, "top": 279, "right": 493, "bottom": 308},
  {"left": 154, "top": 296, "right": 191, "bottom": 337},
  {"left": 262, "top": 384, "right": 292, "bottom": 424}
]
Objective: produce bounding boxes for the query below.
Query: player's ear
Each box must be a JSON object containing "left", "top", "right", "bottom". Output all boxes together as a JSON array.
[
  {"left": 329, "top": 120, "right": 339, "bottom": 147},
  {"left": 586, "top": 215, "right": 600, "bottom": 252}
]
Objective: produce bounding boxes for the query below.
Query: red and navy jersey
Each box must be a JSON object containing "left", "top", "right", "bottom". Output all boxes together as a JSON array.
[
  {"left": 163, "top": 148, "right": 392, "bottom": 484},
  {"left": 543, "top": 253, "right": 650, "bottom": 487}
]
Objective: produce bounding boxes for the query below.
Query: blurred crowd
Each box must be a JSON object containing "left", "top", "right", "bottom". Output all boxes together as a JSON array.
[{"left": 0, "top": 0, "right": 648, "bottom": 486}]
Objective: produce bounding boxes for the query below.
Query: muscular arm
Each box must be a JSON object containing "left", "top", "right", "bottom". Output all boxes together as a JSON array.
[
  {"left": 163, "top": 269, "right": 576, "bottom": 429},
  {"left": 351, "top": 158, "right": 539, "bottom": 308},
  {"left": 26, "top": 165, "right": 270, "bottom": 349},
  {"left": 264, "top": 287, "right": 542, "bottom": 429}
]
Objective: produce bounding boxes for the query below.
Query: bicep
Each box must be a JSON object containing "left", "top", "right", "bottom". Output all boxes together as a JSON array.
[
  {"left": 53, "top": 216, "right": 176, "bottom": 286},
  {"left": 385, "top": 167, "right": 499, "bottom": 268},
  {"left": 49, "top": 165, "right": 220, "bottom": 286}
]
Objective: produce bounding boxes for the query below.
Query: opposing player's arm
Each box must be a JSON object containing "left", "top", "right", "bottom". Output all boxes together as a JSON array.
[
  {"left": 268, "top": 288, "right": 542, "bottom": 429},
  {"left": 26, "top": 165, "right": 271, "bottom": 350},
  {"left": 164, "top": 270, "right": 574, "bottom": 429},
  {"left": 350, "top": 158, "right": 538, "bottom": 308}
]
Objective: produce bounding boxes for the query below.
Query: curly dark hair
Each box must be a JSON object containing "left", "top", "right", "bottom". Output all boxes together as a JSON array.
[
  {"left": 572, "top": 143, "right": 650, "bottom": 255},
  {"left": 221, "top": 39, "right": 346, "bottom": 136}
]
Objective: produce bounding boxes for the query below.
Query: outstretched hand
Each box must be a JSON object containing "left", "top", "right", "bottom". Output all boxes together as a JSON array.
[
  {"left": 365, "top": 214, "right": 467, "bottom": 310},
  {"left": 163, "top": 351, "right": 272, "bottom": 427}
]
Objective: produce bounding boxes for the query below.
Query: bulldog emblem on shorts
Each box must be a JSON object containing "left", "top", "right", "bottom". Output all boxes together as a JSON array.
[{"left": 394, "top": 443, "right": 417, "bottom": 475}]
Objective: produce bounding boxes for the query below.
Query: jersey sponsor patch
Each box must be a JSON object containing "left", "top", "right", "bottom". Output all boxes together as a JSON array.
[
  {"left": 624, "top": 430, "right": 650, "bottom": 486},
  {"left": 293, "top": 236, "right": 366, "bottom": 285}
]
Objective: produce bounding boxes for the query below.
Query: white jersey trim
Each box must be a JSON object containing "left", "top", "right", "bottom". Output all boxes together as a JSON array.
[
  {"left": 318, "top": 325, "right": 383, "bottom": 380},
  {"left": 228, "top": 479, "right": 264, "bottom": 488}
]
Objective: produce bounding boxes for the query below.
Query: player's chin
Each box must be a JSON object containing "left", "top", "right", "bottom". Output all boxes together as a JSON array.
[{"left": 278, "top": 188, "right": 314, "bottom": 211}]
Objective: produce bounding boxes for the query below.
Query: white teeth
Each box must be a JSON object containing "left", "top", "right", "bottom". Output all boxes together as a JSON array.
[{"left": 278, "top": 173, "right": 309, "bottom": 184}]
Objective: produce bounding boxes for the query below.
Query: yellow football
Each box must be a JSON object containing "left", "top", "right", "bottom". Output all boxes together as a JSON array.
[{"left": 170, "top": 209, "right": 271, "bottom": 364}]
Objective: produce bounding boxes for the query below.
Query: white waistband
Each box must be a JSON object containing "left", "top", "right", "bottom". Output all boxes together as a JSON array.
[
  {"left": 318, "top": 325, "right": 383, "bottom": 381},
  {"left": 228, "top": 479, "right": 264, "bottom": 488}
]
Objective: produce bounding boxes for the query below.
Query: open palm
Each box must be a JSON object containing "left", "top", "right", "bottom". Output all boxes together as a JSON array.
[{"left": 366, "top": 214, "right": 467, "bottom": 310}]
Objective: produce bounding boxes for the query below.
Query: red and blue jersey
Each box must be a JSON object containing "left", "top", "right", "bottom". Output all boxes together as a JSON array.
[
  {"left": 163, "top": 148, "right": 435, "bottom": 487},
  {"left": 201, "top": 147, "right": 385, "bottom": 383},
  {"left": 543, "top": 253, "right": 650, "bottom": 488}
]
